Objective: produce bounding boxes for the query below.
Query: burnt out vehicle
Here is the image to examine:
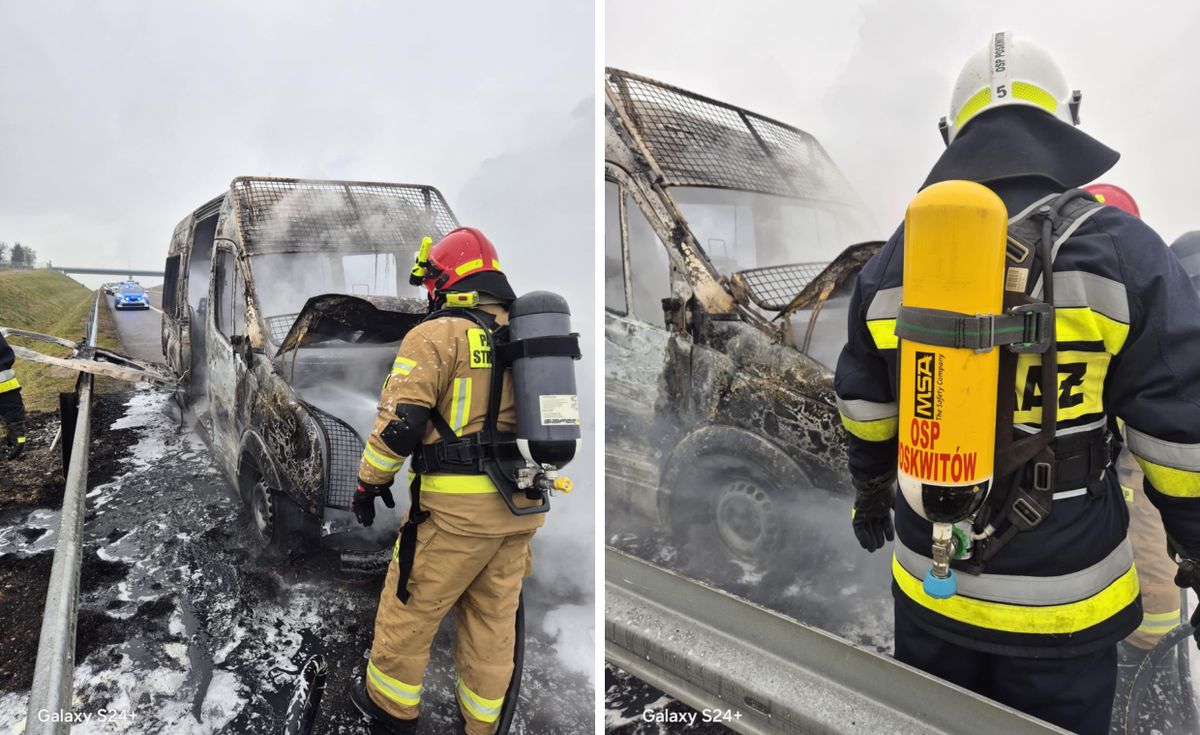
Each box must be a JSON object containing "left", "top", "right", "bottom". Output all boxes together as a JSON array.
[
  {"left": 161, "top": 177, "right": 458, "bottom": 560},
  {"left": 604, "top": 68, "right": 883, "bottom": 565}
]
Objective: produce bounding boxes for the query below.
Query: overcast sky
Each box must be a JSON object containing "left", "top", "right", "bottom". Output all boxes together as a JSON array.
[
  {"left": 608, "top": 0, "right": 1200, "bottom": 245},
  {"left": 0, "top": 0, "right": 593, "bottom": 279}
]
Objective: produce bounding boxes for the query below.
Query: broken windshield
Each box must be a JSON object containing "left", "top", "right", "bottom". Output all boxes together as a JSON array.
[
  {"left": 671, "top": 186, "right": 874, "bottom": 274},
  {"left": 249, "top": 250, "right": 420, "bottom": 345}
]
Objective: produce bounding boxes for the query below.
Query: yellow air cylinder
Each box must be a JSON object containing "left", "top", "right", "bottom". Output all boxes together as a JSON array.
[{"left": 896, "top": 180, "right": 1007, "bottom": 523}]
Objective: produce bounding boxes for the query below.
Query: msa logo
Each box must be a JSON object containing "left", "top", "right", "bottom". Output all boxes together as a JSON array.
[{"left": 914, "top": 351, "right": 935, "bottom": 420}]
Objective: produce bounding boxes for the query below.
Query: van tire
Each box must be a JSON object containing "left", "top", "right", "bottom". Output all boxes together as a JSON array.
[{"left": 671, "top": 452, "right": 786, "bottom": 566}]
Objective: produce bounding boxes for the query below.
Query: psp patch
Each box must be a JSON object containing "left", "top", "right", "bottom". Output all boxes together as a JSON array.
[{"left": 467, "top": 328, "right": 492, "bottom": 369}]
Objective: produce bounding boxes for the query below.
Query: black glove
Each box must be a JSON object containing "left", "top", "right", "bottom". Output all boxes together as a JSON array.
[
  {"left": 1172, "top": 553, "right": 1200, "bottom": 648},
  {"left": 2, "top": 419, "right": 25, "bottom": 461},
  {"left": 353, "top": 479, "right": 395, "bottom": 527},
  {"left": 852, "top": 473, "right": 895, "bottom": 552}
]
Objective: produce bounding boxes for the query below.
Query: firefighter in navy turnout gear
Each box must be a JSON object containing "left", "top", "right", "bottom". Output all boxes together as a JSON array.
[
  {"left": 350, "top": 228, "right": 580, "bottom": 735},
  {"left": 0, "top": 330, "right": 27, "bottom": 461},
  {"left": 835, "top": 32, "right": 1200, "bottom": 734}
]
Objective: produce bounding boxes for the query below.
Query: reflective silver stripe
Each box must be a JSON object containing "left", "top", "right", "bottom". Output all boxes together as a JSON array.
[
  {"left": 1008, "top": 194, "right": 1059, "bottom": 224},
  {"left": 1015, "top": 417, "right": 1107, "bottom": 436},
  {"left": 866, "top": 287, "right": 902, "bottom": 321},
  {"left": 894, "top": 537, "right": 1134, "bottom": 605},
  {"left": 1052, "top": 488, "right": 1088, "bottom": 501},
  {"left": 0, "top": 369, "right": 14, "bottom": 383},
  {"left": 1048, "top": 271, "right": 1130, "bottom": 323},
  {"left": 1126, "top": 426, "right": 1200, "bottom": 472},
  {"left": 1031, "top": 206, "right": 1104, "bottom": 298},
  {"left": 836, "top": 396, "right": 898, "bottom": 422}
]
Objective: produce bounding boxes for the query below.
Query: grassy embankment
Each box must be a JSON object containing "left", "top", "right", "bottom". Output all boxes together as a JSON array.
[{"left": 0, "top": 270, "right": 123, "bottom": 413}]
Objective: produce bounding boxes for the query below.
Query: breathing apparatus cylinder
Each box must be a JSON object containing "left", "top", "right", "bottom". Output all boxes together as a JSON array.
[
  {"left": 896, "top": 180, "right": 1008, "bottom": 599},
  {"left": 507, "top": 291, "right": 581, "bottom": 492}
]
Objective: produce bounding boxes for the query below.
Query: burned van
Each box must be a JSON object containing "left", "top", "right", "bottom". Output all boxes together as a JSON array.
[
  {"left": 161, "top": 177, "right": 458, "bottom": 561},
  {"left": 604, "top": 69, "right": 883, "bottom": 565}
]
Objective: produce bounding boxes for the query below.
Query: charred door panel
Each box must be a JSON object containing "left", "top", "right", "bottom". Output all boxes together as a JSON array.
[{"left": 605, "top": 312, "right": 677, "bottom": 521}]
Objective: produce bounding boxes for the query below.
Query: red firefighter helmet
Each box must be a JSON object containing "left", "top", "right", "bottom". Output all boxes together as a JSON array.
[
  {"left": 411, "top": 227, "right": 514, "bottom": 303},
  {"left": 1084, "top": 183, "right": 1140, "bottom": 218}
]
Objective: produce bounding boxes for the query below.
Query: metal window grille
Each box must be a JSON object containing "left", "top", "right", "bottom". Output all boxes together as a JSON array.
[
  {"left": 307, "top": 404, "right": 365, "bottom": 510},
  {"left": 735, "top": 262, "right": 830, "bottom": 311},
  {"left": 231, "top": 177, "right": 459, "bottom": 254},
  {"left": 265, "top": 313, "right": 300, "bottom": 346},
  {"left": 606, "top": 68, "right": 860, "bottom": 204}
]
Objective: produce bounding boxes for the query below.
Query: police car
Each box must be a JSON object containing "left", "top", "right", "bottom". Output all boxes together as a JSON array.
[{"left": 114, "top": 282, "right": 150, "bottom": 310}]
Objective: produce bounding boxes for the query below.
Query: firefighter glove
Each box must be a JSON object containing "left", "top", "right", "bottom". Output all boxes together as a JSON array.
[
  {"left": 851, "top": 473, "right": 895, "bottom": 552},
  {"left": 353, "top": 479, "right": 395, "bottom": 527},
  {"left": 1172, "top": 554, "right": 1200, "bottom": 649},
  {"left": 2, "top": 419, "right": 25, "bottom": 461}
]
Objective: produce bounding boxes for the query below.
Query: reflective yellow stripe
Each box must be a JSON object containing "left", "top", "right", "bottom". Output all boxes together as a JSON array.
[
  {"left": 451, "top": 377, "right": 472, "bottom": 436},
  {"left": 1138, "top": 609, "right": 1182, "bottom": 635},
  {"left": 456, "top": 676, "right": 503, "bottom": 723},
  {"left": 0, "top": 377, "right": 20, "bottom": 393},
  {"left": 1133, "top": 455, "right": 1200, "bottom": 498},
  {"left": 839, "top": 412, "right": 899, "bottom": 442},
  {"left": 1055, "top": 307, "right": 1129, "bottom": 354},
  {"left": 491, "top": 259, "right": 501, "bottom": 270},
  {"left": 366, "top": 661, "right": 421, "bottom": 706},
  {"left": 954, "top": 87, "right": 992, "bottom": 130},
  {"left": 362, "top": 444, "right": 403, "bottom": 473},
  {"left": 412, "top": 472, "right": 498, "bottom": 495},
  {"left": 867, "top": 319, "right": 897, "bottom": 350},
  {"left": 392, "top": 357, "right": 417, "bottom": 376},
  {"left": 455, "top": 258, "right": 484, "bottom": 276},
  {"left": 892, "top": 554, "right": 1139, "bottom": 634},
  {"left": 1011, "top": 81, "right": 1057, "bottom": 115}
]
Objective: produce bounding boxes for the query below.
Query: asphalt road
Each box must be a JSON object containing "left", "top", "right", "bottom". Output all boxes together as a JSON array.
[{"left": 106, "top": 289, "right": 164, "bottom": 362}]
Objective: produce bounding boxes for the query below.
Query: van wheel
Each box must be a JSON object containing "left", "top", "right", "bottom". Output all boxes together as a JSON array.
[
  {"left": 240, "top": 457, "right": 286, "bottom": 553},
  {"left": 670, "top": 453, "right": 785, "bottom": 566}
]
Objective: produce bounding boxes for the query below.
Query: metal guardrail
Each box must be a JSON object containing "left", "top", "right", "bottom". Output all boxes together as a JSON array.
[
  {"left": 605, "top": 546, "right": 1066, "bottom": 735},
  {"left": 26, "top": 291, "right": 101, "bottom": 733}
]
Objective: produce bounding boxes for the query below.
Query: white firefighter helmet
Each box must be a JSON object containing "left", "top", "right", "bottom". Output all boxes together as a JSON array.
[{"left": 940, "top": 31, "right": 1082, "bottom": 145}]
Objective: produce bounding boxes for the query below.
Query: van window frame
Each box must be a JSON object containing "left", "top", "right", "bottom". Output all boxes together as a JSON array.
[{"left": 604, "top": 177, "right": 630, "bottom": 316}]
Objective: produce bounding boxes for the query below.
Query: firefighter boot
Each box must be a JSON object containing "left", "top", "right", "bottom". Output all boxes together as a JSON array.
[{"left": 351, "top": 678, "right": 419, "bottom": 734}]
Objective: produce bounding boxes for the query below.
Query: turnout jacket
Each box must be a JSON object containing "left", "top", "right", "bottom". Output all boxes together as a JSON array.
[
  {"left": 835, "top": 175, "right": 1200, "bottom": 656},
  {"left": 357, "top": 304, "right": 545, "bottom": 538},
  {"left": 0, "top": 331, "right": 25, "bottom": 424}
]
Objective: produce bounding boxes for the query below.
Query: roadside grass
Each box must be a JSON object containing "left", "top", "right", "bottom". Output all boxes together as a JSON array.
[{"left": 0, "top": 270, "right": 124, "bottom": 413}]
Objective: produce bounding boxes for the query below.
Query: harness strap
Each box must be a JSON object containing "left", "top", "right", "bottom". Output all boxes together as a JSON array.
[
  {"left": 495, "top": 334, "right": 582, "bottom": 363},
  {"left": 965, "top": 190, "right": 1106, "bottom": 569},
  {"left": 394, "top": 474, "right": 430, "bottom": 604},
  {"left": 895, "top": 304, "right": 1054, "bottom": 352}
]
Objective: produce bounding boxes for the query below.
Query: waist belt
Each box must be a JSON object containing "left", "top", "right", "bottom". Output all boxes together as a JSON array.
[
  {"left": 410, "top": 433, "right": 524, "bottom": 475},
  {"left": 1020, "top": 428, "right": 1114, "bottom": 495}
]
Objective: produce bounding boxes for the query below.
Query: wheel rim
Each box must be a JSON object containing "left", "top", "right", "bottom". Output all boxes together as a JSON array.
[
  {"left": 713, "top": 477, "right": 780, "bottom": 560},
  {"left": 251, "top": 478, "right": 275, "bottom": 543}
]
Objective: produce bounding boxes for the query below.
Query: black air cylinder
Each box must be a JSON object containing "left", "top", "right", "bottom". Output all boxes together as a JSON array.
[{"left": 507, "top": 291, "right": 580, "bottom": 469}]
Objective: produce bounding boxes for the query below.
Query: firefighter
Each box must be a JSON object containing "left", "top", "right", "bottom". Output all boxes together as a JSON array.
[
  {"left": 350, "top": 227, "right": 542, "bottom": 735},
  {"left": 0, "top": 330, "right": 26, "bottom": 460},
  {"left": 836, "top": 32, "right": 1200, "bottom": 734}
]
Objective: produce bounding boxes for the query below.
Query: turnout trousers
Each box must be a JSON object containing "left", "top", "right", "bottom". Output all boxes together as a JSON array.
[
  {"left": 366, "top": 517, "right": 535, "bottom": 735},
  {"left": 894, "top": 600, "right": 1118, "bottom": 735}
]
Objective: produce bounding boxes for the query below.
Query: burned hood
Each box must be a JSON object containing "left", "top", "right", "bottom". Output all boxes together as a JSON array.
[{"left": 275, "top": 294, "right": 429, "bottom": 354}]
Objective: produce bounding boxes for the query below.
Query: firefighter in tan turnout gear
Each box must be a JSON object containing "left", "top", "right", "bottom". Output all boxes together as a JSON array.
[{"left": 350, "top": 227, "right": 580, "bottom": 734}]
